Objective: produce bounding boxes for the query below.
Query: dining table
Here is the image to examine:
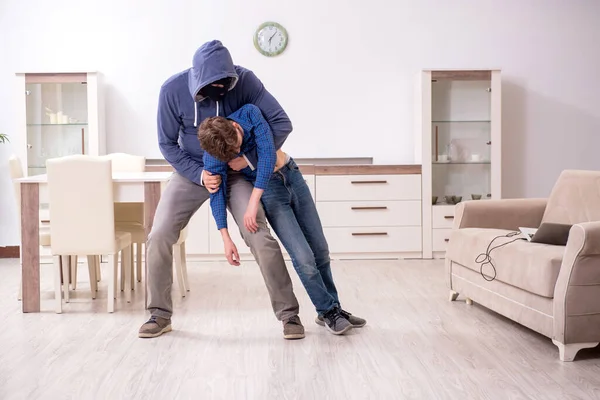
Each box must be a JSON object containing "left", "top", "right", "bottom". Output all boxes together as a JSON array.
[{"left": 16, "top": 171, "right": 172, "bottom": 313}]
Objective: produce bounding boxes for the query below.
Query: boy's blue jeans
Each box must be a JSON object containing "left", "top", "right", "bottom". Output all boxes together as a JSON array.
[{"left": 261, "top": 158, "right": 340, "bottom": 315}]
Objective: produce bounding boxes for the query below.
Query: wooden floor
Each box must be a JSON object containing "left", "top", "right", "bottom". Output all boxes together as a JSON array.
[{"left": 1, "top": 258, "right": 600, "bottom": 400}]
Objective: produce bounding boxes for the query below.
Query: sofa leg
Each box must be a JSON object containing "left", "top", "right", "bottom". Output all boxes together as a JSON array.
[
  {"left": 449, "top": 290, "right": 459, "bottom": 302},
  {"left": 552, "top": 340, "right": 599, "bottom": 362},
  {"left": 465, "top": 297, "right": 473, "bottom": 305}
]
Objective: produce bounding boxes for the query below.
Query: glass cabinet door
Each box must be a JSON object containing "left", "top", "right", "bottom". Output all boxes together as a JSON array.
[
  {"left": 431, "top": 78, "right": 492, "bottom": 205},
  {"left": 25, "top": 80, "right": 88, "bottom": 175}
]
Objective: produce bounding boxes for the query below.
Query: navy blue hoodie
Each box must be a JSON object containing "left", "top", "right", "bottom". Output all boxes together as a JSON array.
[{"left": 157, "top": 40, "right": 293, "bottom": 185}]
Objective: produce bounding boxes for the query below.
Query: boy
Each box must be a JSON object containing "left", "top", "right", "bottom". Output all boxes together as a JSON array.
[{"left": 198, "top": 104, "right": 366, "bottom": 335}]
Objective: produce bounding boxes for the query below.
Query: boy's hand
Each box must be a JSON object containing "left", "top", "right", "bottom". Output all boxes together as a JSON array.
[
  {"left": 228, "top": 156, "right": 248, "bottom": 171},
  {"left": 224, "top": 238, "right": 240, "bottom": 266},
  {"left": 202, "top": 170, "right": 221, "bottom": 193},
  {"left": 244, "top": 202, "right": 259, "bottom": 233}
]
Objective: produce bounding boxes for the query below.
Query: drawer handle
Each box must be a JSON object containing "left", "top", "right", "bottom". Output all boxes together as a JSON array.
[
  {"left": 351, "top": 206, "right": 388, "bottom": 210},
  {"left": 352, "top": 232, "right": 388, "bottom": 236},
  {"left": 444, "top": 216, "right": 454, "bottom": 220},
  {"left": 444, "top": 238, "right": 450, "bottom": 242},
  {"left": 350, "top": 180, "right": 388, "bottom": 184},
  {"left": 41, "top": 220, "right": 50, "bottom": 224}
]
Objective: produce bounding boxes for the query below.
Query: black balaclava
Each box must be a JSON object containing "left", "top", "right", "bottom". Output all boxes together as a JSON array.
[{"left": 200, "top": 77, "right": 232, "bottom": 101}]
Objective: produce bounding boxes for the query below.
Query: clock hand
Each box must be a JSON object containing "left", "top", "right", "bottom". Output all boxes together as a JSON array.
[{"left": 268, "top": 31, "right": 277, "bottom": 44}]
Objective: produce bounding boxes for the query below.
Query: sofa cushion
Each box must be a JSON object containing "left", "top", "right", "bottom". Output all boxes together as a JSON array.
[
  {"left": 447, "top": 228, "right": 565, "bottom": 298},
  {"left": 542, "top": 170, "right": 600, "bottom": 225}
]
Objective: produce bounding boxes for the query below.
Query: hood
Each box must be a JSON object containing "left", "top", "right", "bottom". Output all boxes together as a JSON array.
[{"left": 188, "top": 40, "right": 239, "bottom": 102}]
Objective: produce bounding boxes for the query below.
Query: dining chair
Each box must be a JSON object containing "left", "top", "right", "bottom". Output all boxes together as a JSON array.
[
  {"left": 46, "top": 155, "right": 132, "bottom": 313},
  {"left": 9, "top": 155, "right": 96, "bottom": 303},
  {"left": 100, "top": 152, "right": 190, "bottom": 297},
  {"left": 100, "top": 153, "right": 146, "bottom": 287}
]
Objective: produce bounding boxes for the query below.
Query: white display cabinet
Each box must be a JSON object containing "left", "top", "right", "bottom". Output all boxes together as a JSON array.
[
  {"left": 416, "top": 70, "right": 502, "bottom": 259},
  {"left": 15, "top": 72, "right": 105, "bottom": 176}
]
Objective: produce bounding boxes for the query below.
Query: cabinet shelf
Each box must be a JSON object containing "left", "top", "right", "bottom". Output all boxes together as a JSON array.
[
  {"left": 432, "top": 120, "right": 490, "bottom": 123},
  {"left": 433, "top": 161, "right": 491, "bottom": 165},
  {"left": 27, "top": 123, "right": 88, "bottom": 126}
]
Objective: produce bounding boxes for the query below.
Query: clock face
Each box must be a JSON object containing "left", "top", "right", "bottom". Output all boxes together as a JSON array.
[{"left": 254, "top": 22, "right": 288, "bottom": 57}]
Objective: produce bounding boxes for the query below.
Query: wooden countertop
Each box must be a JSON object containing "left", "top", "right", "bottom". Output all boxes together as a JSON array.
[{"left": 146, "top": 164, "right": 421, "bottom": 175}]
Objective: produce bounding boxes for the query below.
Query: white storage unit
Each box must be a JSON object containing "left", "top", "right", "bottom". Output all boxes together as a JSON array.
[
  {"left": 416, "top": 69, "right": 502, "bottom": 259},
  {"left": 152, "top": 165, "right": 423, "bottom": 261},
  {"left": 315, "top": 172, "right": 422, "bottom": 259},
  {"left": 15, "top": 72, "right": 105, "bottom": 176}
]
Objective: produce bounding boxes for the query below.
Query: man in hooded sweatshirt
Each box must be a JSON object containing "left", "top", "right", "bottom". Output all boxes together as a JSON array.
[{"left": 139, "top": 40, "right": 304, "bottom": 340}]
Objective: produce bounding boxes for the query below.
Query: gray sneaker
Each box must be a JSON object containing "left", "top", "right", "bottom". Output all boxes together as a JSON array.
[
  {"left": 316, "top": 309, "right": 367, "bottom": 328},
  {"left": 322, "top": 308, "right": 353, "bottom": 335},
  {"left": 139, "top": 316, "right": 172, "bottom": 338},
  {"left": 283, "top": 315, "right": 305, "bottom": 340}
]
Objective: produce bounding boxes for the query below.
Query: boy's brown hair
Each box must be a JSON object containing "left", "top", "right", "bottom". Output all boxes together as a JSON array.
[{"left": 197, "top": 116, "right": 239, "bottom": 162}]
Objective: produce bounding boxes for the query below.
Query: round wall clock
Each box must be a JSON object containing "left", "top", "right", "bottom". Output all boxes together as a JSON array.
[{"left": 254, "top": 22, "right": 288, "bottom": 57}]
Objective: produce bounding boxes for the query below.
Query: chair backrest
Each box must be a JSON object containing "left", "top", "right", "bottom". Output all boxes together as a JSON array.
[
  {"left": 100, "top": 153, "right": 146, "bottom": 223},
  {"left": 46, "top": 155, "right": 116, "bottom": 255},
  {"left": 100, "top": 153, "right": 145, "bottom": 173},
  {"left": 541, "top": 170, "right": 600, "bottom": 225}
]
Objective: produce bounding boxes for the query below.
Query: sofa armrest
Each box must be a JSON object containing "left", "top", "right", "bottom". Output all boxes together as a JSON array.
[
  {"left": 554, "top": 222, "right": 600, "bottom": 346},
  {"left": 454, "top": 198, "right": 547, "bottom": 231}
]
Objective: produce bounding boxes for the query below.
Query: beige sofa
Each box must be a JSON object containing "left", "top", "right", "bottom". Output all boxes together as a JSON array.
[{"left": 446, "top": 170, "right": 600, "bottom": 361}]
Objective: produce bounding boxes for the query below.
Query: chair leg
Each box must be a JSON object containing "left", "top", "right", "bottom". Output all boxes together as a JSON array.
[
  {"left": 107, "top": 254, "right": 116, "bottom": 313},
  {"left": 130, "top": 244, "right": 135, "bottom": 290},
  {"left": 70, "top": 256, "right": 78, "bottom": 290},
  {"left": 136, "top": 242, "right": 143, "bottom": 283},
  {"left": 173, "top": 243, "right": 186, "bottom": 297},
  {"left": 180, "top": 241, "right": 189, "bottom": 292},
  {"left": 120, "top": 251, "right": 125, "bottom": 292},
  {"left": 96, "top": 256, "right": 102, "bottom": 282},
  {"left": 87, "top": 255, "right": 98, "bottom": 299},
  {"left": 61, "top": 255, "right": 70, "bottom": 303},
  {"left": 54, "top": 256, "right": 63, "bottom": 313},
  {"left": 123, "top": 247, "right": 132, "bottom": 303}
]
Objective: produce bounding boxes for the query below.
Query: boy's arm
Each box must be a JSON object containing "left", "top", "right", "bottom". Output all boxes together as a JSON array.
[
  {"left": 203, "top": 153, "right": 241, "bottom": 266},
  {"left": 239, "top": 104, "right": 277, "bottom": 233},
  {"left": 203, "top": 153, "right": 229, "bottom": 231}
]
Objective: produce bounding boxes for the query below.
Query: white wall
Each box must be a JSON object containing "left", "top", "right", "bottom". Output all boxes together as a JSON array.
[{"left": 1, "top": 0, "right": 599, "bottom": 245}]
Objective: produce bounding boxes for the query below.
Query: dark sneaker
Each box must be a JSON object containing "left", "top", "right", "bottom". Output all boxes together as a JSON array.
[
  {"left": 322, "top": 308, "right": 353, "bottom": 335},
  {"left": 283, "top": 315, "right": 305, "bottom": 340},
  {"left": 138, "top": 316, "right": 172, "bottom": 338},
  {"left": 316, "top": 309, "right": 367, "bottom": 328}
]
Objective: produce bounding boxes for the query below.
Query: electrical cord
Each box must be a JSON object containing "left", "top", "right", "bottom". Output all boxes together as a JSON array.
[{"left": 475, "top": 231, "right": 524, "bottom": 282}]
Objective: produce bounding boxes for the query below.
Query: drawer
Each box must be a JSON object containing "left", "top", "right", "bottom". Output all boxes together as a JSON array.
[
  {"left": 433, "top": 205, "right": 456, "bottom": 228},
  {"left": 433, "top": 228, "right": 452, "bottom": 252},
  {"left": 323, "top": 227, "right": 422, "bottom": 253},
  {"left": 316, "top": 174, "right": 421, "bottom": 202},
  {"left": 317, "top": 201, "right": 421, "bottom": 227}
]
